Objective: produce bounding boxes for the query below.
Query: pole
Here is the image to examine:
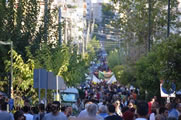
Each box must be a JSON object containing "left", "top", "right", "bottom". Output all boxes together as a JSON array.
[
  {"left": 167, "top": 0, "right": 171, "bottom": 37},
  {"left": 148, "top": 0, "right": 151, "bottom": 52},
  {"left": 39, "top": 69, "right": 41, "bottom": 104},
  {"left": 91, "top": 18, "right": 95, "bottom": 37},
  {"left": 70, "top": 19, "right": 72, "bottom": 41},
  {"left": 45, "top": 72, "right": 48, "bottom": 107},
  {"left": 56, "top": 76, "right": 59, "bottom": 101},
  {"left": 64, "top": 18, "right": 67, "bottom": 44},
  {"left": 10, "top": 41, "right": 13, "bottom": 99},
  {"left": 167, "top": 96, "right": 170, "bottom": 103},
  {"left": 118, "top": 38, "right": 121, "bottom": 65},
  {"left": 86, "top": 21, "right": 91, "bottom": 51},
  {"left": 44, "top": 0, "right": 48, "bottom": 43},
  {"left": 82, "top": 36, "right": 85, "bottom": 57},
  {"left": 58, "top": 7, "right": 61, "bottom": 46}
]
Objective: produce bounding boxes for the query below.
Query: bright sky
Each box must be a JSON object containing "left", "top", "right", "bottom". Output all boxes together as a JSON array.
[{"left": 178, "top": 0, "right": 181, "bottom": 11}]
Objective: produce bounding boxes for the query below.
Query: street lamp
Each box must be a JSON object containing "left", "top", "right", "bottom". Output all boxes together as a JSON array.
[{"left": 0, "top": 41, "right": 13, "bottom": 99}]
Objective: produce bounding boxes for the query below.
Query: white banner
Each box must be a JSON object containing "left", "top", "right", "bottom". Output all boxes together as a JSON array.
[{"left": 160, "top": 83, "right": 176, "bottom": 97}]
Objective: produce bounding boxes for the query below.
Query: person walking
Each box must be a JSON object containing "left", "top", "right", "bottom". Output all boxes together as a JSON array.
[
  {"left": 0, "top": 102, "right": 14, "bottom": 120},
  {"left": 23, "top": 106, "right": 33, "bottom": 120},
  {"left": 43, "top": 101, "right": 67, "bottom": 120},
  {"left": 135, "top": 101, "right": 149, "bottom": 120},
  {"left": 14, "top": 111, "right": 26, "bottom": 120},
  {"left": 104, "top": 104, "right": 122, "bottom": 120}
]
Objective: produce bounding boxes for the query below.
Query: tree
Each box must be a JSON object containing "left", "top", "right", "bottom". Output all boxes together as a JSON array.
[
  {"left": 0, "top": 0, "right": 39, "bottom": 93},
  {"left": 156, "top": 35, "right": 181, "bottom": 89},
  {"left": 135, "top": 34, "right": 181, "bottom": 100},
  {"left": 108, "top": 0, "right": 180, "bottom": 63},
  {"left": 112, "top": 65, "right": 135, "bottom": 85},
  {"left": 33, "top": 43, "right": 90, "bottom": 86},
  {"left": 107, "top": 49, "right": 124, "bottom": 69},
  {"left": 4, "top": 50, "right": 37, "bottom": 105}
]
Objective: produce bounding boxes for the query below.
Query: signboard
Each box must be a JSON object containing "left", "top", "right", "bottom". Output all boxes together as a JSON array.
[
  {"left": 33, "top": 69, "right": 39, "bottom": 88},
  {"left": 33, "top": 69, "right": 47, "bottom": 89},
  {"left": 47, "top": 72, "right": 56, "bottom": 89},
  {"left": 57, "top": 76, "right": 66, "bottom": 90},
  {"left": 160, "top": 83, "right": 176, "bottom": 97},
  {"left": 34, "top": 69, "right": 66, "bottom": 90}
]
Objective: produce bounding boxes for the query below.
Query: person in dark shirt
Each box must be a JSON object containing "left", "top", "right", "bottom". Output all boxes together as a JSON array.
[{"left": 104, "top": 104, "right": 122, "bottom": 120}]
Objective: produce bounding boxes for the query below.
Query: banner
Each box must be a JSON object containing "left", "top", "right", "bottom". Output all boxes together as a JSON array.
[
  {"left": 160, "top": 83, "right": 176, "bottom": 97},
  {"left": 107, "top": 75, "right": 117, "bottom": 84},
  {"left": 98, "top": 71, "right": 113, "bottom": 80},
  {"left": 92, "top": 75, "right": 101, "bottom": 84}
]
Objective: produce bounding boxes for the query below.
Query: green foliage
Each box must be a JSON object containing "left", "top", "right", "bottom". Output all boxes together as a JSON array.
[
  {"left": 102, "top": 3, "right": 115, "bottom": 16},
  {"left": 107, "top": 49, "right": 121, "bottom": 68},
  {"left": 0, "top": 0, "right": 89, "bottom": 104},
  {"left": 110, "top": 35, "right": 181, "bottom": 100},
  {"left": 4, "top": 50, "right": 37, "bottom": 106},
  {"left": 33, "top": 43, "right": 89, "bottom": 86},
  {"left": 0, "top": 0, "right": 39, "bottom": 91},
  {"left": 135, "top": 51, "right": 160, "bottom": 99},
  {"left": 108, "top": 0, "right": 180, "bottom": 63},
  {"left": 87, "top": 36, "right": 100, "bottom": 56},
  {"left": 135, "top": 34, "right": 181, "bottom": 99},
  {"left": 104, "top": 40, "right": 120, "bottom": 53},
  {"left": 67, "top": 4, "right": 77, "bottom": 9},
  {"left": 102, "top": 1, "right": 181, "bottom": 99},
  {"left": 0, "top": 0, "right": 96, "bottom": 105},
  {"left": 112, "top": 65, "right": 135, "bottom": 85},
  {"left": 156, "top": 35, "right": 181, "bottom": 88},
  {"left": 102, "top": 3, "right": 116, "bottom": 29}
]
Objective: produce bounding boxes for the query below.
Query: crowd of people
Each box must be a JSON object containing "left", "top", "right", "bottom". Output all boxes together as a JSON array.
[
  {"left": 0, "top": 82, "right": 181, "bottom": 120},
  {"left": 0, "top": 50, "right": 181, "bottom": 120}
]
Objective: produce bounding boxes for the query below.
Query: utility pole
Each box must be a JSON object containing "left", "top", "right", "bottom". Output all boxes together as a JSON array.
[
  {"left": 58, "top": 7, "right": 62, "bottom": 46},
  {"left": 44, "top": 0, "right": 48, "bottom": 43},
  {"left": 91, "top": 18, "right": 95, "bottom": 37},
  {"left": 148, "top": 0, "right": 151, "bottom": 52},
  {"left": 118, "top": 39, "right": 121, "bottom": 65},
  {"left": 64, "top": 18, "right": 68, "bottom": 44},
  {"left": 70, "top": 19, "right": 72, "bottom": 42},
  {"left": 86, "top": 21, "right": 91, "bottom": 51},
  {"left": 10, "top": 41, "right": 13, "bottom": 99},
  {"left": 82, "top": 36, "right": 85, "bottom": 57},
  {"left": 167, "top": 0, "right": 171, "bottom": 37}
]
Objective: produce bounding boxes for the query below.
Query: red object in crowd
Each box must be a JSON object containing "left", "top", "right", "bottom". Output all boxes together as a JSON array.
[{"left": 148, "top": 101, "right": 152, "bottom": 114}]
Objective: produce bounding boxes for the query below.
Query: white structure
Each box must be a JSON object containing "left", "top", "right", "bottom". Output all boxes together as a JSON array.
[
  {"left": 37, "top": 0, "right": 87, "bottom": 46},
  {"left": 60, "top": 0, "right": 86, "bottom": 44},
  {"left": 86, "top": 0, "right": 110, "bottom": 23},
  {"left": 36, "top": 0, "right": 112, "bottom": 48}
]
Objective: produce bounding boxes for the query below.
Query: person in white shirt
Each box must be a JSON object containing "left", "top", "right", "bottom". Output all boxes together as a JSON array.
[
  {"left": 149, "top": 104, "right": 157, "bottom": 120},
  {"left": 78, "top": 100, "right": 93, "bottom": 118}
]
